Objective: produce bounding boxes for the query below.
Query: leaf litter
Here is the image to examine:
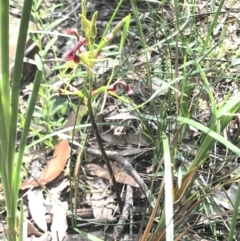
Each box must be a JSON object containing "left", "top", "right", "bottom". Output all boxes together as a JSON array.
[{"left": 21, "top": 139, "right": 70, "bottom": 189}]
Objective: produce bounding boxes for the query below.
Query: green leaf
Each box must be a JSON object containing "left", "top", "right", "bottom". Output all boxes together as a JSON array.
[
  {"left": 80, "top": 0, "right": 87, "bottom": 30},
  {"left": 119, "top": 14, "right": 131, "bottom": 52},
  {"left": 79, "top": 14, "right": 91, "bottom": 33},
  {"left": 90, "top": 11, "right": 98, "bottom": 38}
]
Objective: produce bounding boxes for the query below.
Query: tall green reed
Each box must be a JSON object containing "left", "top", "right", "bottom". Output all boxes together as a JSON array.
[{"left": 0, "top": 0, "right": 42, "bottom": 240}]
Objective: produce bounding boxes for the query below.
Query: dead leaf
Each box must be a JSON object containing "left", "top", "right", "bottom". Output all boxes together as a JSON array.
[
  {"left": 101, "top": 133, "right": 151, "bottom": 146},
  {"left": 87, "top": 177, "right": 114, "bottom": 220},
  {"left": 105, "top": 113, "right": 140, "bottom": 121},
  {"left": 23, "top": 219, "right": 28, "bottom": 240},
  {"left": 114, "top": 126, "right": 125, "bottom": 135},
  {"left": 27, "top": 231, "right": 52, "bottom": 241},
  {"left": 86, "top": 163, "right": 139, "bottom": 187},
  {"left": 21, "top": 140, "right": 70, "bottom": 189},
  {"left": 50, "top": 179, "right": 70, "bottom": 196},
  {"left": 26, "top": 219, "right": 43, "bottom": 236},
  {"left": 110, "top": 162, "right": 140, "bottom": 188},
  {"left": 214, "top": 184, "right": 238, "bottom": 209},
  {"left": 51, "top": 200, "right": 68, "bottom": 241},
  {"left": 28, "top": 189, "right": 47, "bottom": 232},
  {"left": 101, "top": 134, "right": 125, "bottom": 145},
  {"left": 94, "top": 57, "right": 119, "bottom": 75}
]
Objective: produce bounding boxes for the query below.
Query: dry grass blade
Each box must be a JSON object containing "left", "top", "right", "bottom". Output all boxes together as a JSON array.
[
  {"left": 141, "top": 179, "right": 165, "bottom": 241},
  {"left": 174, "top": 168, "right": 197, "bottom": 203}
]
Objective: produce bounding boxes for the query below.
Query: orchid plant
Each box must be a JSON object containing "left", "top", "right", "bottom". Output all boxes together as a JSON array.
[
  {"left": 59, "top": 1, "right": 132, "bottom": 212},
  {"left": 60, "top": 1, "right": 132, "bottom": 100}
]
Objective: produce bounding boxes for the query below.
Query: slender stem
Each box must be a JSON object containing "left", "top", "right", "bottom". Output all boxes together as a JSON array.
[{"left": 87, "top": 69, "right": 123, "bottom": 212}]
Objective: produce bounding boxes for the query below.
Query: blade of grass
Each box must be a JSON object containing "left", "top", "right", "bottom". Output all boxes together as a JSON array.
[
  {"left": 99, "top": 0, "right": 125, "bottom": 43},
  {"left": 0, "top": 0, "right": 38, "bottom": 239},
  {"left": 0, "top": 1, "right": 15, "bottom": 240},
  {"left": 0, "top": 0, "right": 11, "bottom": 184},
  {"left": 10, "top": 0, "right": 34, "bottom": 199},
  {"left": 227, "top": 181, "right": 240, "bottom": 241},
  {"left": 74, "top": 228, "right": 104, "bottom": 241},
  {"left": 129, "top": 0, "right": 152, "bottom": 89},
  {"left": 0, "top": 0, "right": 10, "bottom": 128},
  {"left": 193, "top": 59, "right": 217, "bottom": 118},
  {"left": 163, "top": 134, "right": 174, "bottom": 241},
  {"left": 11, "top": 1, "right": 34, "bottom": 239},
  {"left": 203, "top": 0, "right": 231, "bottom": 52},
  {"left": 19, "top": 200, "right": 24, "bottom": 241},
  {"left": 172, "top": 116, "right": 240, "bottom": 171},
  {"left": 14, "top": 68, "right": 42, "bottom": 195},
  {"left": 119, "top": 14, "right": 131, "bottom": 53}
]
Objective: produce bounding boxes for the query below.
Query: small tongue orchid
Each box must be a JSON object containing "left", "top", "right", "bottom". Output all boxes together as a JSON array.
[
  {"left": 65, "top": 28, "right": 87, "bottom": 64},
  {"left": 61, "top": 0, "right": 132, "bottom": 212},
  {"left": 63, "top": 0, "right": 133, "bottom": 96}
]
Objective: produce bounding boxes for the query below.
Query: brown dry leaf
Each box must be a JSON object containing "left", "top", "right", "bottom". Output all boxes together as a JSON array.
[
  {"left": 86, "top": 164, "right": 110, "bottom": 180},
  {"left": 174, "top": 168, "right": 197, "bottom": 203},
  {"left": 86, "top": 163, "right": 139, "bottom": 187},
  {"left": 26, "top": 219, "right": 43, "bottom": 237},
  {"left": 21, "top": 140, "right": 70, "bottom": 189},
  {"left": 87, "top": 177, "right": 114, "bottom": 220},
  {"left": 214, "top": 184, "right": 238, "bottom": 209},
  {"left": 50, "top": 179, "right": 70, "bottom": 196},
  {"left": 110, "top": 162, "right": 140, "bottom": 187}
]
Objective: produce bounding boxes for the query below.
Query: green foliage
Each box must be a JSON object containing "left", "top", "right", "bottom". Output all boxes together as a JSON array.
[{"left": 0, "top": 0, "right": 42, "bottom": 240}]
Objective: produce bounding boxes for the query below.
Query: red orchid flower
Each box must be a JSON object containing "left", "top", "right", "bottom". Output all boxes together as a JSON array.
[
  {"left": 108, "top": 80, "right": 134, "bottom": 96},
  {"left": 65, "top": 28, "right": 87, "bottom": 63}
]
